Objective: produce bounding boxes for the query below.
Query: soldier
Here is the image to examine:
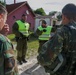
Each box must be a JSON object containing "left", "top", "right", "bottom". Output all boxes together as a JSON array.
[
  {"left": 0, "top": 4, "right": 19, "bottom": 75},
  {"left": 36, "top": 20, "right": 52, "bottom": 53},
  {"left": 12, "top": 14, "right": 30, "bottom": 65},
  {"left": 37, "top": 3, "right": 76, "bottom": 75}
]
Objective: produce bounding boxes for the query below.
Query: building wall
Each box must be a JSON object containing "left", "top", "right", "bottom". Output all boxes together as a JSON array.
[
  {"left": 34, "top": 18, "right": 51, "bottom": 31},
  {"left": 7, "top": 5, "right": 35, "bottom": 34},
  {"left": 51, "top": 18, "right": 61, "bottom": 26}
]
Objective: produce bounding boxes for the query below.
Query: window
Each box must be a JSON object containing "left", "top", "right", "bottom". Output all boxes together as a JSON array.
[
  {"left": 26, "top": 10, "right": 29, "bottom": 15},
  {"left": 13, "top": 16, "right": 16, "bottom": 20}
]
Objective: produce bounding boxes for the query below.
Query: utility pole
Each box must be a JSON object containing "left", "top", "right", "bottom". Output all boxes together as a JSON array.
[{"left": 14, "top": 0, "right": 16, "bottom": 4}]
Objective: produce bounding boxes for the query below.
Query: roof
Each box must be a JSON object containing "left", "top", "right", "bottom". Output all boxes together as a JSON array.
[
  {"left": 35, "top": 15, "right": 52, "bottom": 19},
  {"left": 6, "top": 1, "right": 35, "bottom": 17}
]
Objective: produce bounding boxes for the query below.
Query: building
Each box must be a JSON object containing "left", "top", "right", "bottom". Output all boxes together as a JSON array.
[
  {"left": 6, "top": 1, "right": 35, "bottom": 33},
  {"left": 34, "top": 13, "right": 62, "bottom": 32},
  {"left": 51, "top": 12, "right": 62, "bottom": 26},
  {"left": 34, "top": 15, "right": 52, "bottom": 31}
]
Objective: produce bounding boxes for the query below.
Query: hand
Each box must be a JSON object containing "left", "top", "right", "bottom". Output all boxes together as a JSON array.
[
  {"left": 0, "top": 24, "right": 9, "bottom": 35},
  {"left": 43, "top": 29, "right": 47, "bottom": 32}
]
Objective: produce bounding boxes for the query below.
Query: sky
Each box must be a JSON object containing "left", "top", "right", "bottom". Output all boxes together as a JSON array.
[{"left": 6, "top": 0, "right": 76, "bottom": 14}]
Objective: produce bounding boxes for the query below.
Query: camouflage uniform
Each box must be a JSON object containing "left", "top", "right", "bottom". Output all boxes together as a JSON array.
[
  {"left": 38, "top": 22, "right": 76, "bottom": 75},
  {"left": 0, "top": 34, "right": 18, "bottom": 75},
  {"left": 12, "top": 21, "right": 28, "bottom": 62}
]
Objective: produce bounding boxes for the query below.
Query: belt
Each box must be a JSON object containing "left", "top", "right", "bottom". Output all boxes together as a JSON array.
[
  {"left": 16, "top": 37, "right": 27, "bottom": 40},
  {"left": 19, "top": 37, "right": 27, "bottom": 39}
]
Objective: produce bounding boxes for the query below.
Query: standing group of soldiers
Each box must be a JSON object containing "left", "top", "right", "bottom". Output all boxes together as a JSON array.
[{"left": 0, "top": 2, "right": 76, "bottom": 75}]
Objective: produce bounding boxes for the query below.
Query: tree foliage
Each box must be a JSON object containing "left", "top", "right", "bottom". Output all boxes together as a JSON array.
[
  {"left": 49, "top": 11, "right": 57, "bottom": 16},
  {"left": 0, "top": 0, "right": 5, "bottom": 6},
  {"left": 34, "top": 8, "right": 46, "bottom": 16},
  {"left": 57, "top": 13, "right": 62, "bottom": 21}
]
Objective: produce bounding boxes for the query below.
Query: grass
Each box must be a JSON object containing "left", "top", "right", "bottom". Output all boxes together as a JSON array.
[
  {"left": 7, "top": 33, "right": 39, "bottom": 59},
  {"left": 7, "top": 34, "right": 15, "bottom": 40},
  {"left": 7, "top": 34, "right": 16, "bottom": 44},
  {"left": 27, "top": 39, "right": 39, "bottom": 59}
]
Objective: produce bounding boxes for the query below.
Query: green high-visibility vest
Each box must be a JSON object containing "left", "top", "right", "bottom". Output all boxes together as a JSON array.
[
  {"left": 38, "top": 26, "right": 52, "bottom": 40},
  {"left": 16, "top": 20, "right": 29, "bottom": 37}
]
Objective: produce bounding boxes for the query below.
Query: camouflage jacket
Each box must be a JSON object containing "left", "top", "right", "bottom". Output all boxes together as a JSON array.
[
  {"left": 38, "top": 22, "right": 76, "bottom": 75},
  {"left": 0, "top": 34, "right": 19, "bottom": 75}
]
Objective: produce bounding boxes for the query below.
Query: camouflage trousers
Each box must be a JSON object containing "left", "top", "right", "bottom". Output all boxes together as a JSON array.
[
  {"left": 38, "top": 40, "right": 47, "bottom": 53},
  {"left": 16, "top": 38, "right": 27, "bottom": 61}
]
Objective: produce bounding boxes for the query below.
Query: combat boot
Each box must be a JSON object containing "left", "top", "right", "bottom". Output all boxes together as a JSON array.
[
  {"left": 19, "top": 61, "right": 23, "bottom": 65},
  {"left": 22, "top": 59, "right": 27, "bottom": 63}
]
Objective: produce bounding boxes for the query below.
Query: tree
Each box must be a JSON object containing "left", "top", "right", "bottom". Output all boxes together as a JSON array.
[
  {"left": 0, "top": 0, "right": 6, "bottom": 6},
  {"left": 49, "top": 11, "right": 57, "bottom": 16},
  {"left": 34, "top": 8, "right": 46, "bottom": 16},
  {"left": 57, "top": 13, "right": 62, "bottom": 21}
]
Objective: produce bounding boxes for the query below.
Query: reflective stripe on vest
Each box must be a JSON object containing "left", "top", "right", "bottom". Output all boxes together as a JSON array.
[
  {"left": 38, "top": 26, "right": 52, "bottom": 40},
  {"left": 16, "top": 20, "right": 29, "bottom": 37}
]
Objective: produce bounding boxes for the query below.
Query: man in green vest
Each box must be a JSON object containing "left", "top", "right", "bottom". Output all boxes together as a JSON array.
[
  {"left": 0, "top": 4, "right": 19, "bottom": 75},
  {"left": 12, "top": 14, "right": 30, "bottom": 65},
  {"left": 36, "top": 20, "right": 52, "bottom": 53}
]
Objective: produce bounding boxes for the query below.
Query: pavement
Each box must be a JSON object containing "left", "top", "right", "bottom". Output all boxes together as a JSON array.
[{"left": 18, "top": 56, "right": 50, "bottom": 75}]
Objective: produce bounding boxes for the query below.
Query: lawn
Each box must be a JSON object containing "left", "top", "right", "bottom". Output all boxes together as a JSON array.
[{"left": 7, "top": 33, "right": 39, "bottom": 59}]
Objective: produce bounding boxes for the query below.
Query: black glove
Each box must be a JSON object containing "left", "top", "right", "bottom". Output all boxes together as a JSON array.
[{"left": 43, "top": 29, "right": 47, "bottom": 32}]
